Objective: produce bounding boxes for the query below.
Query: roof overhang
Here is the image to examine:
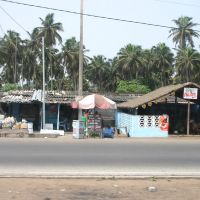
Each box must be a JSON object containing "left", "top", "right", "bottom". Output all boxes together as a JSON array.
[{"left": 117, "top": 82, "right": 200, "bottom": 109}]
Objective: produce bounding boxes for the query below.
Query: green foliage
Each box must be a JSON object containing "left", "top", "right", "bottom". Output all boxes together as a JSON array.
[
  {"left": 1, "top": 83, "right": 20, "bottom": 92},
  {"left": 1, "top": 14, "right": 200, "bottom": 92},
  {"left": 116, "top": 80, "right": 151, "bottom": 94}
]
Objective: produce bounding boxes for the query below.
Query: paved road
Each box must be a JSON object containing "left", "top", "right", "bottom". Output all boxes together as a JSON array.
[{"left": 0, "top": 136, "right": 200, "bottom": 177}]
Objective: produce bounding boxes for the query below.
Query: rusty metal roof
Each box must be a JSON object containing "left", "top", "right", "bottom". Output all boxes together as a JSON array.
[{"left": 0, "top": 90, "right": 139, "bottom": 104}]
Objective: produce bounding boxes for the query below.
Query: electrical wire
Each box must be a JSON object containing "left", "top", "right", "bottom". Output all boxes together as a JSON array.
[
  {"left": 0, "top": 5, "right": 29, "bottom": 35},
  {"left": 0, "top": 0, "right": 200, "bottom": 35},
  {"left": 0, "top": 23, "right": 6, "bottom": 36},
  {"left": 0, "top": 0, "right": 178, "bottom": 30}
]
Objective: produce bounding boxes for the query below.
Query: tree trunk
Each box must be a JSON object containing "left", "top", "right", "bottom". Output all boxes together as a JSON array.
[
  {"left": 50, "top": 61, "right": 53, "bottom": 90},
  {"left": 21, "top": 59, "right": 23, "bottom": 89},
  {"left": 186, "top": 68, "right": 189, "bottom": 82}
]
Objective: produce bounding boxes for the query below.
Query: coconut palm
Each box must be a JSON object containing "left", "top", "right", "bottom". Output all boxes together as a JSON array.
[
  {"left": 105, "top": 57, "right": 118, "bottom": 92},
  {"left": 85, "top": 55, "right": 113, "bottom": 92},
  {"left": 169, "top": 16, "right": 199, "bottom": 49},
  {"left": 151, "top": 43, "right": 174, "bottom": 86},
  {"left": 175, "top": 48, "right": 200, "bottom": 82},
  {"left": 116, "top": 44, "right": 143, "bottom": 80},
  {"left": 0, "top": 30, "right": 21, "bottom": 83},
  {"left": 35, "top": 13, "right": 63, "bottom": 89},
  {"left": 62, "top": 37, "right": 79, "bottom": 90},
  {"left": 0, "top": 37, "right": 6, "bottom": 66},
  {"left": 62, "top": 37, "right": 89, "bottom": 91},
  {"left": 141, "top": 49, "right": 159, "bottom": 90},
  {"left": 36, "top": 13, "right": 63, "bottom": 46}
]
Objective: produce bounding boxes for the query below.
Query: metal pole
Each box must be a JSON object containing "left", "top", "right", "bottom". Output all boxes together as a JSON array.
[
  {"left": 187, "top": 101, "right": 190, "bottom": 135},
  {"left": 57, "top": 104, "right": 60, "bottom": 130},
  {"left": 78, "top": 0, "right": 83, "bottom": 120},
  {"left": 42, "top": 37, "right": 45, "bottom": 129},
  {"left": 14, "top": 37, "right": 17, "bottom": 83}
]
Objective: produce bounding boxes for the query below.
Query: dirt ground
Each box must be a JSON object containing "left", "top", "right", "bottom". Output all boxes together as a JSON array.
[{"left": 0, "top": 178, "right": 200, "bottom": 200}]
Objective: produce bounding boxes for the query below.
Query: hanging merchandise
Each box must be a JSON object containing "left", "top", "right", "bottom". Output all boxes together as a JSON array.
[
  {"left": 142, "top": 104, "right": 146, "bottom": 109},
  {"left": 148, "top": 102, "right": 152, "bottom": 107}
]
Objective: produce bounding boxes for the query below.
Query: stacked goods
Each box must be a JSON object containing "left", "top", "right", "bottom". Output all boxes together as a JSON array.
[
  {"left": 21, "top": 119, "right": 28, "bottom": 129},
  {"left": 1, "top": 117, "right": 28, "bottom": 130},
  {"left": 12, "top": 119, "right": 28, "bottom": 129},
  {"left": 12, "top": 122, "right": 21, "bottom": 129},
  {"left": 0, "top": 115, "right": 5, "bottom": 129},
  {"left": 2, "top": 116, "right": 16, "bottom": 128}
]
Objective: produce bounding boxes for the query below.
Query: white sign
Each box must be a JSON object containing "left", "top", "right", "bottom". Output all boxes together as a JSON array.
[{"left": 183, "top": 88, "right": 198, "bottom": 99}]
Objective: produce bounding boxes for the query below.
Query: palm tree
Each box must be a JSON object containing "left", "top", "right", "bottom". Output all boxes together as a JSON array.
[
  {"left": 0, "top": 31, "right": 21, "bottom": 83},
  {"left": 62, "top": 37, "right": 89, "bottom": 91},
  {"left": 51, "top": 52, "right": 65, "bottom": 90},
  {"left": 105, "top": 58, "right": 118, "bottom": 92},
  {"left": 169, "top": 16, "right": 199, "bottom": 49},
  {"left": 36, "top": 13, "right": 63, "bottom": 46},
  {"left": 0, "top": 37, "right": 6, "bottom": 66},
  {"left": 35, "top": 13, "right": 63, "bottom": 90},
  {"left": 141, "top": 49, "right": 158, "bottom": 89},
  {"left": 27, "top": 31, "right": 41, "bottom": 89},
  {"left": 116, "top": 44, "right": 143, "bottom": 80},
  {"left": 62, "top": 37, "right": 79, "bottom": 90},
  {"left": 175, "top": 48, "right": 200, "bottom": 82},
  {"left": 22, "top": 39, "right": 40, "bottom": 89},
  {"left": 85, "top": 55, "right": 112, "bottom": 92},
  {"left": 151, "top": 43, "right": 174, "bottom": 86}
]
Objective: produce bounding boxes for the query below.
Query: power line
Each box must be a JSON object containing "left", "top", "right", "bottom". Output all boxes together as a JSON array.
[
  {"left": 0, "top": 5, "right": 29, "bottom": 35},
  {"left": 0, "top": 23, "right": 6, "bottom": 36},
  {"left": 0, "top": 0, "right": 200, "bottom": 35},
  {"left": 0, "top": 0, "right": 180, "bottom": 30}
]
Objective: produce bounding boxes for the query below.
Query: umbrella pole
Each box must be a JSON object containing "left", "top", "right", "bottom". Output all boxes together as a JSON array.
[{"left": 94, "top": 108, "right": 95, "bottom": 134}]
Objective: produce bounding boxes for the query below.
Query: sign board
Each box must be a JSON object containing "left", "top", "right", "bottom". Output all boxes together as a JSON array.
[{"left": 183, "top": 88, "right": 198, "bottom": 99}]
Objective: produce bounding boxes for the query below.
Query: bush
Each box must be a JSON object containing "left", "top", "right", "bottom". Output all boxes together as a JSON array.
[
  {"left": 0, "top": 83, "right": 20, "bottom": 92},
  {"left": 116, "top": 80, "right": 151, "bottom": 94}
]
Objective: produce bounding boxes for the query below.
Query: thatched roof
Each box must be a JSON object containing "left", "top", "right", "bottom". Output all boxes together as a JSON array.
[{"left": 117, "top": 82, "right": 200, "bottom": 109}]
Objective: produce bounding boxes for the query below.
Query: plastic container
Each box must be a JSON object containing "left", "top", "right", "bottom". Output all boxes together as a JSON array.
[{"left": 28, "top": 122, "right": 33, "bottom": 134}]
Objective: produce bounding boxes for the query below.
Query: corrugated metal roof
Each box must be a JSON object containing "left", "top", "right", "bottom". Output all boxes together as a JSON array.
[
  {"left": 0, "top": 90, "right": 139, "bottom": 104},
  {"left": 0, "top": 91, "right": 33, "bottom": 103}
]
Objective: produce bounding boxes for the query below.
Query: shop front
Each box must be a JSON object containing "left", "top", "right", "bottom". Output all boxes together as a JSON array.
[{"left": 117, "top": 82, "right": 200, "bottom": 136}]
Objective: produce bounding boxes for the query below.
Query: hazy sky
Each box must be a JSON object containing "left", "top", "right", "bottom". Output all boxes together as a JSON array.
[{"left": 0, "top": 0, "right": 200, "bottom": 58}]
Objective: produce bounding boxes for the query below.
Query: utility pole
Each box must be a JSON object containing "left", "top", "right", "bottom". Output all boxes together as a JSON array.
[
  {"left": 78, "top": 0, "right": 84, "bottom": 120},
  {"left": 14, "top": 37, "right": 17, "bottom": 83},
  {"left": 42, "top": 37, "right": 46, "bottom": 129}
]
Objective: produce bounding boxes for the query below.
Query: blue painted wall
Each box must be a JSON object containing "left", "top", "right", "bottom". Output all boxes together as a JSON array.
[{"left": 116, "top": 112, "right": 168, "bottom": 138}]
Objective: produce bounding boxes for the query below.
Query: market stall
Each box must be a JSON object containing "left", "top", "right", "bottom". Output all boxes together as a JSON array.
[{"left": 73, "top": 94, "right": 117, "bottom": 138}]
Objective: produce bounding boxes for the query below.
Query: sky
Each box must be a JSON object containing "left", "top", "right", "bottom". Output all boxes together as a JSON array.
[{"left": 0, "top": 0, "right": 200, "bottom": 58}]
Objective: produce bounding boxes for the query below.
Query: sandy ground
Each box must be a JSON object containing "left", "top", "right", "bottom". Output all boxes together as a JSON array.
[{"left": 0, "top": 178, "right": 200, "bottom": 200}]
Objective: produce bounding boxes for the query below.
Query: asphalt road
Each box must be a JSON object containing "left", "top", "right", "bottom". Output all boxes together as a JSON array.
[{"left": 0, "top": 136, "right": 200, "bottom": 177}]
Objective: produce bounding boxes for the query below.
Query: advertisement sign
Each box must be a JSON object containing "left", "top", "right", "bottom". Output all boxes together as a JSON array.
[{"left": 183, "top": 88, "right": 198, "bottom": 99}]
